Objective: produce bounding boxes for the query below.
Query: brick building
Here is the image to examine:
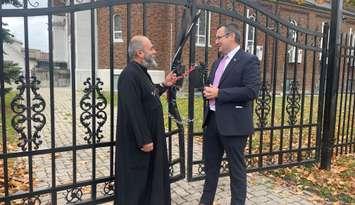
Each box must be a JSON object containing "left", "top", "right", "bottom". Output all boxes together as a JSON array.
[{"left": 53, "top": 0, "right": 355, "bottom": 92}]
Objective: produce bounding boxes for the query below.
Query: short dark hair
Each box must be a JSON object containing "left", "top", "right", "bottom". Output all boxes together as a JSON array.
[{"left": 218, "top": 23, "right": 241, "bottom": 44}]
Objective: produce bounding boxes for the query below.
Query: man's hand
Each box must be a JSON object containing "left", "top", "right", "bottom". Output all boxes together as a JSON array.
[
  {"left": 203, "top": 84, "right": 219, "bottom": 99},
  {"left": 141, "top": 142, "right": 154, "bottom": 152},
  {"left": 163, "top": 71, "right": 177, "bottom": 87}
]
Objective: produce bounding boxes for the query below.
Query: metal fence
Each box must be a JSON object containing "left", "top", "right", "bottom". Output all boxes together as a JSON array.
[{"left": 0, "top": 0, "right": 353, "bottom": 204}]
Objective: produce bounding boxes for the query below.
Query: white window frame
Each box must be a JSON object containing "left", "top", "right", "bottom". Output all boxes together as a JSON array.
[
  {"left": 113, "top": 14, "right": 123, "bottom": 43},
  {"left": 245, "top": 9, "right": 256, "bottom": 54},
  {"left": 319, "top": 21, "right": 326, "bottom": 61},
  {"left": 285, "top": 78, "right": 294, "bottom": 94},
  {"left": 196, "top": 10, "right": 211, "bottom": 47},
  {"left": 348, "top": 28, "right": 355, "bottom": 54},
  {"left": 287, "top": 19, "right": 302, "bottom": 63}
]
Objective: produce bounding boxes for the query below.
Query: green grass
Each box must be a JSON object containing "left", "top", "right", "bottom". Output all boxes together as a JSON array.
[{"left": 0, "top": 91, "right": 17, "bottom": 147}]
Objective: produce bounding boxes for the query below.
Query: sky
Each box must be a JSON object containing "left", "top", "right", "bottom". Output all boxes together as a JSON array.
[
  {"left": 2, "top": 0, "right": 50, "bottom": 52},
  {"left": 3, "top": 17, "right": 49, "bottom": 52}
]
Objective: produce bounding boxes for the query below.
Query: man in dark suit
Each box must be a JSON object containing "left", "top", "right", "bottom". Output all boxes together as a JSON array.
[{"left": 199, "top": 23, "right": 261, "bottom": 205}]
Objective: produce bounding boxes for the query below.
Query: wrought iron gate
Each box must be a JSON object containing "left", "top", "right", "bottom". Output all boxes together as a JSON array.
[
  {"left": 0, "top": 0, "right": 354, "bottom": 204},
  {"left": 185, "top": 0, "right": 328, "bottom": 181}
]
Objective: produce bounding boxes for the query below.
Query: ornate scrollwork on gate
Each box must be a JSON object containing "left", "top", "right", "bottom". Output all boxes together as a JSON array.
[
  {"left": 22, "top": 195, "right": 41, "bottom": 205},
  {"left": 286, "top": 80, "right": 301, "bottom": 125},
  {"left": 11, "top": 0, "right": 40, "bottom": 7},
  {"left": 220, "top": 160, "right": 229, "bottom": 173},
  {"left": 197, "top": 164, "right": 205, "bottom": 176},
  {"left": 27, "top": 0, "right": 39, "bottom": 7},
  {"left": 103, "top": 180, "right": 115, "bottom": 195},
  {"left": 255, "top": 82, "right": 272, "bottom": 128},
  {"left": 80, "top": 77, "right": 107, "bottom": 144},
  {"left": 11, "top": 76, "right": 45, "bottom": 151},
  {"left": 65, "top": 187, "right": 83, "bottom": 203},
  {"left": 30, "top": 77, "right": 46, "bottom": 150},
  {"left": 169, "top": 165, "right": 174, "bottom": 177}
]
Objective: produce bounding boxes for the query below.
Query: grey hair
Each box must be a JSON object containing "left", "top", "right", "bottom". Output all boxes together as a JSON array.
[
  {"left": 219, "top": 23, "right": 241, "bottom": 44},
  {"left": 128, "top": 36, "right": 145, "bottom": 60}
]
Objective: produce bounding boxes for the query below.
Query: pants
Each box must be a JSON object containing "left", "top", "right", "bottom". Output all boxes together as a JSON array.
[{"left": 200, "top": 111, "right": 248, "bottom": 205}]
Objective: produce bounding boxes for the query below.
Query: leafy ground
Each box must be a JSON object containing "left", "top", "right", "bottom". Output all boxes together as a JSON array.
[
  {"left": 0, "top": 91, "right": 32, "bottom": 196},
  {"left": 265, "top": 154, "right": 355, "bottom": 204}
]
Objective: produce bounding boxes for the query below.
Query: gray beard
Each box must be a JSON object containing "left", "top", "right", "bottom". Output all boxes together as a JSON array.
[{"left": 142, "top": 57, "right": 158, "bottom": 68}]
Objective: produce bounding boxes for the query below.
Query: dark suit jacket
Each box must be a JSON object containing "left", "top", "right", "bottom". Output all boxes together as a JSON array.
[{"left": 203, "top": 49, "right": 261, "bottom": 136}]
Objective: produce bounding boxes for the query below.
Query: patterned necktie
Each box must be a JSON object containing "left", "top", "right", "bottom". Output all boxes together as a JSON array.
[{"left": 209, "top": 55, "right": 228, "bottom": 110}]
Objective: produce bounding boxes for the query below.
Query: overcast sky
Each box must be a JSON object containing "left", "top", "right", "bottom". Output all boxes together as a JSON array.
[
  {"left": 3, "top": 1, "right": 50, "bottom": 52},
  {"left": 4, "top": 17, "right": 49, "bottom": 52}
]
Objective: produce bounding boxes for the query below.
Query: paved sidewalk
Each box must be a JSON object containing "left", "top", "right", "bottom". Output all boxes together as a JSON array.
[
  {"left": 16, "top": 88, "right": 321, "bottom": 204},
  {"left": 170, "top": 172, "right": 318, "bottom": 205}
]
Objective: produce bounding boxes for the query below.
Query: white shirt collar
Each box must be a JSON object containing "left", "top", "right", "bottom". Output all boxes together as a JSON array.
[{"left": 225, "top": 45, "right": 240, "bottom": 60}]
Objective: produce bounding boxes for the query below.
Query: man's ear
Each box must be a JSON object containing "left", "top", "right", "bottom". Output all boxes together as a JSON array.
[{"left": 137, "top": 50, "right": 144, "bottom": 57}]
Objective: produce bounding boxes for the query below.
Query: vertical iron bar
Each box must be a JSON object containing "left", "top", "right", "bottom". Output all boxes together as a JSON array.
[
  {"left": 336, "top": 33, "right": 346, "bottom": 155},
  {"left": 253, "top": 10, "right": 257, "bottom": 56},
  {"left": 127, "top": 4, "right": 131, "bottom": 64},
  {"left": 187, "top": 0, "right": 196, "bottom": 181},
  {"left": 70, "top": 0, "right": 78, "bottom": 184},
  {"left": 320, "top": 0, "right": 343, "bottom": 170},
  {"left": 307, "top": 35, "right": 317, "bottom": 158},
  {"left": 258, "top": 16, "right": 268, "bottom": 168},
  {"left": 344, "top": 34, "right": 354, "bottom": 154},
  {"left": 47, "top": 0, "right": 57, "bottom": 203},
  {"left": 298, "top": 34, "right": 308, "bottom": 162},
  {"left": 203, "top": 8, "right": 209, "bottom": 128},
  {"left": 90, "top": 0, "right": 97, "bottom": 200},
  {"left": 316, "top": 23, "right": 329, "bottom": 162},
  {"left": 279, "top": 26, "right": 289, "bottom": 165},
  {"left": 204, "top": 9, "right": 209, "bottom": 66},
  {"left": 269, "top": 21, "right": 279, "bottom": 161},
  {"left": 109, "top": 5, "right": 114, "bottom": 179},
  {"left": 242, "top": 5, "right": 246, "bottom": 51},
  {"left": 349, "top": 71, "right": 355, "bottom": 153},
  {"left": 201, "top": 10, "right": 212, "bottom": 131},
  {"left": 143, "top": 3, "right": 147, "bottom": 36},
  {"left": 23, "top": 0, "right": 34, "bottom": 195},
  {"left": 340, "top": 33, "right": 351, "bottom": 154},
  {"left": 218, "top": 0, "right": 222, "bottom": 25},
  {"left": 288, "top": 30, "right": 299, "bottom": 161},
  {"left": 0, "top": 7, "right": 10, "bottom": 205}
]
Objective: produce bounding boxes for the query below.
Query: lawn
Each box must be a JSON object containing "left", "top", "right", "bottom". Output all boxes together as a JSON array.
[{"left": 0, "top": 91, "right": 18, "bottom": 147}]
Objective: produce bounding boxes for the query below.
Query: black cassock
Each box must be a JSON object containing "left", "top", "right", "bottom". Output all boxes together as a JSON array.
[{"left": 115, "top": 61, "right": 171, "bottom": 205}]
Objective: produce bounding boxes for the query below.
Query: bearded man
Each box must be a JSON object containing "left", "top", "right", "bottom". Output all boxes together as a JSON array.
[{"left": 115, "top": 35, "right": 177, "bottom": 205}]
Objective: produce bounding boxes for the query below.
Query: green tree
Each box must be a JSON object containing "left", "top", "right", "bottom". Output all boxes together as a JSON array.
[{"left": 1, "top": 0, "right": 22, "bottom": 94}]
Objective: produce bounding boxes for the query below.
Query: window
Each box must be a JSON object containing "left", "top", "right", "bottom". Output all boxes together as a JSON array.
[
  {"left": 348, "top": 28, "right": 355, "bottom": 66},
  {"left": 287, "top": 19, "right": 302, "bottom": 63},
  {"left": 113, "top": 15, "right": 123, "bottom": 42},
  {"left": 245, "top": 9, "right": 256, "bottom": 54},
  {"left": 196, "top": 10, "right": 211, "bottom": 47},
  {"left": 285, "top": 79, "right": 294, "bottom": 93},
  {"left": 319, "top": 21, "right": 330, "bottom": 63},
  {"left": 319, "top": 22, "right": 326, "bottom": 60}
]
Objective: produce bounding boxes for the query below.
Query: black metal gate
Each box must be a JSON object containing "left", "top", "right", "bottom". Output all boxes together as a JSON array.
[
  {"left": 0, "top": 0, "right": 353, "bottom": 204},
  {"left": 185, "top": 0, "right": 328, "bottom": 181}
]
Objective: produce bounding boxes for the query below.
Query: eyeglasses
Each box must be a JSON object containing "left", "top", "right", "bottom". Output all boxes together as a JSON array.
[{"left": 215, "top": 32, "right": 231, "bottom": 41}]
